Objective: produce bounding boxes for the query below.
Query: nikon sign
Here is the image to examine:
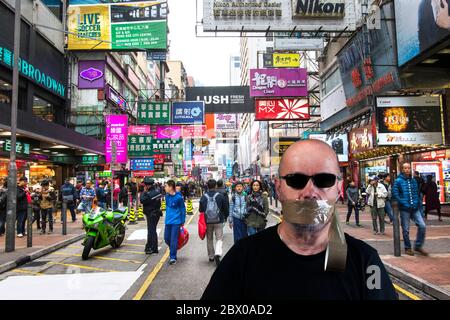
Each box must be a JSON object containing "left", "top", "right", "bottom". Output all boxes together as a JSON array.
[
  {"left": 293, "top": 0, "right": 346, "bottom": 18},
  {"left": 203, "top": 0, "right": 356, "bottom": 32}
]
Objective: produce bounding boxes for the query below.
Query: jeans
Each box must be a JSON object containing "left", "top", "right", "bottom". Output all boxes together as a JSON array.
[
  {"left": 384, "top": 200, "right": 394, "bottom": 222},
  {"left": 164, "top": 224, "right": 180, "bottom": 261},
  {"left": 400, "top": 208, "right": 426, "bottom": 250},
  {"left": 370, "top": 206, "right": 385, "bottom": 233},
  {"left": 248, "top": 226, "right": 264, "bottom": 236},
  {"left": 16, "top": 209, "right": 27, "bottom": 234},
  {"left": 77, "top": 201, "right": 92, "bottom": 213},
  {"left": 145, "top": 214, "right": 160, "bottom": 253},
  {"left": 418, "top": 193, "right": 424, "bottom": 217},
  {"left": 32, "top": 208, "right": 41, "bottom": 229},
  {"left": 98, "top": 202, "right": 106, "bottom": 210},
  {"left": 67, "top": 205, "right": 76, "bottom": 222},
  {"left": 346, "top": 203, "right": 359, "bottom": 225},
  {"left": 206, "top": 223, "right": 224, "bottom": 259},
  {"left": 41, "top": 208, "right": 53, "bottom": 232},
  {"left": 232, "top": 216, "right": 248, "bottom": 244}
]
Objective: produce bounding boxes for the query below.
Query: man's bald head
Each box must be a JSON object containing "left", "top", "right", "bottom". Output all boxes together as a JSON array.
[{"left": 279, "top": 140, "right": 340, "bottom": 176}]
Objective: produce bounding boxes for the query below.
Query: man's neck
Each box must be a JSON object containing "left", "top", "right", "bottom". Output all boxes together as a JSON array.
[{"left": 278, "top": 221, "right": 331, "bottom": 256}]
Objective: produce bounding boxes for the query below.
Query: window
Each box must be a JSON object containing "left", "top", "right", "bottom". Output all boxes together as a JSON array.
[
  {"left": 0, "top": 79, "right": 11, "bottom": 104},
  {"left": 321, "top": 69, "right": 342, "bottom": 97},
  {"left": 33, "top": 96, "right": 55, "bottom": 122}
]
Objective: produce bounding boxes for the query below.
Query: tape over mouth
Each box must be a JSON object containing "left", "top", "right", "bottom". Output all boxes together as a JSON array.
[{"left": 281, "top": 199, "right": 335, "bottom": 225}]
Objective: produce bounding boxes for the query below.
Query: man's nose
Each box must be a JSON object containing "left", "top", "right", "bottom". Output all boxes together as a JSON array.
[{"left": 296, "top": 179, "right": 319, "bottom": 200}]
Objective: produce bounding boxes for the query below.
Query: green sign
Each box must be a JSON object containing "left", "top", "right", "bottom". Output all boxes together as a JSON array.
[
  {"left": 2, "top": 139, "right": 30, "bottom": 155},
  {"left": 82, "top": 155, "right": 99, "bottom": 165},
  {"left": 98, "top": 171, "right": 112, "bottom": 178},
  {"left": 152, "top": 139, "right": 182, "bottom": 154},
  {"left": 138, "top": 102, "right": 171, "bottom": 124},
  {"left": 128, "top": 135, "right": 153, "bottom": 157},
  {"left": 0, "top": 46, "right": 66, "bottom": 98},
  {"left": 52, "top": 156, "right": 76, "bottom": 164},
  {"left": 111, "top": 21, "right": 167, "bottom": 50}
]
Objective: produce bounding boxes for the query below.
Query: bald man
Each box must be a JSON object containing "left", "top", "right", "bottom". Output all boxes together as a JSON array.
[{"left": 202, "top": 140, "right": 397, "bottom": 300}]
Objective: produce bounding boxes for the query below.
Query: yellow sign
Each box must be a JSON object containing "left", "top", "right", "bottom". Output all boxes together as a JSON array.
[
  {"left": 273, "top": 53, "right": 301, "bottom": 68},
  {"left": 68, "top": 5, "right": 111, "bottom": 50}
]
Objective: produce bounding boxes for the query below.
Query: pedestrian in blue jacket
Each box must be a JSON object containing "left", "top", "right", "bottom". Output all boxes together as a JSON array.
[
  {"left": 164, "top": 180, "right": 186, "bottom": 265},
  {"left": 392, "top": 163, "right": 428, "bottom": 256}
]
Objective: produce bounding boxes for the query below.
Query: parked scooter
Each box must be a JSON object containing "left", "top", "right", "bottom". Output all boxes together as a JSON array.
[{"left": 81, "top": 206, "right": 128, "bottom": 260}]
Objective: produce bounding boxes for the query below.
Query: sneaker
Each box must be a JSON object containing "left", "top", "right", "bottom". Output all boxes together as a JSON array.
[
  {"left": 345, "top": 221, "right": 349, "bottom": 225},
  {"left": 414, "top": 247, "right": 429, "bottom": 256},
  {"left": 40, "top": 230, "right": 46, "bottom": 235},
  {"left": 380, "top": 232, "right": 385, "bottom": 235},
  {"left": 169, "top": 259, "right": 177, "bottom": 265},
  {"left": 405, "top": 248, "right": 415, "bottom": 256},
  {"left": 17, "top": 233, "right": 24, "bottom": 238},
  {"left": 214, "top": 255, "right": 221, "bottom": 266},
  {"left": 209, "top": 258, "right": 214, "bottom": 262},
  {"left": 150, "top": 251, "right": 159, "bottom": 256},
  {"left": 373, "top": 231, "right": 379, "bottom": 235},
  {"left": 47, "top": 230, "right": 53, "bottom": 234},
  {"left": 356, "top": 224, "right": 364, "bottom": 228}
]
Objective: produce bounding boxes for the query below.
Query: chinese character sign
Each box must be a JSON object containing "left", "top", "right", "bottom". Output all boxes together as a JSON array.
[
  {"left": 250, "top": 68, "right": 308, "bottom": 97},
  {"left": 128, "top": 125, "right": 151, "bottom": 135},
  {"left": 255, "top": 98, "right": 310, "bottom": 121},
  {"left": 152, "top": 139, "right": 182, "bottom": 154},
  {"left": 182, "top": 125, "right": 207, "bottom": 138},
  {"left": 128, "top": 135, "right": 153, "bottom": 157},
  {"left": 2, "top": 140, "right": 30, "bottom": 155},
  {"left": 82, "top": 155, "right": 99, "bottom": 165},
  {"left": 138, "top": 102, "right": 171, "bottom": 124},
  {"left": 105, "top": 115, "right": 128, "bottom": 163},
  {"left": 172, "top": 102, "right": 205, "bottom": 125},
  {"left": 156, "top": 126, "right": 182, "bottom": 139},
  {"left": 130, "top": 158, "right": 154, "bottom": 171}
]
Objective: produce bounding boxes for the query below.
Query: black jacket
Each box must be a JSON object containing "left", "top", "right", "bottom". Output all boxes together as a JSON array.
[
  {"left": 61, "top": 183, "right": 77, "bottom": 204},
  {"left": 17, "top": 186, "right": 28, "bottom": 211},
  {"left": 199, "top": 190, "right": 229, "bottom": 223},
  {"left": 140, "top": 187, "right": 162, "bottom": 216}
]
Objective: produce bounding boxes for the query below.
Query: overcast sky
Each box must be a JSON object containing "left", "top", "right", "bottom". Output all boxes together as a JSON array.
[{"left": 167, "top": 0, "right": 240, "bottom": 86}]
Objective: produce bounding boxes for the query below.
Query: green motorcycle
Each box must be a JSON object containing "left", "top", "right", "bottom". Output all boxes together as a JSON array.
[{"left": 81, "top": 207, "right": 128, "bottom": 260}]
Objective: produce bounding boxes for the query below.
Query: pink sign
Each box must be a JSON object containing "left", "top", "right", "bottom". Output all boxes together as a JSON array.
[
  {"left": 105, "top": 115, "right": 128, "bottom": 163},
  {"left": 182, "top": 125, "right": 207, "bottom": 138},
  {"left": 128, "top": 125, "right": 150, "bottom": 135},
  {"left": 156, "top": 126, "right": 181, "bottom": 139},
  {"left": 250, "top": 68, "right": 308, "bottom": 97}
]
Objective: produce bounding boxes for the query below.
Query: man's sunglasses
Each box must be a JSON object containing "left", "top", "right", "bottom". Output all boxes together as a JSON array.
[{"left": 279, "top": 173, "right": 341, "bottom": 190}]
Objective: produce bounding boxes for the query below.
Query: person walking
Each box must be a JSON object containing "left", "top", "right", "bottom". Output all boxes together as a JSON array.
[
  {"left": 414, "top": 171, "right": 425, "bottom": 217},
  {"left": 345, "top": 180, "right": 363, "bottom": 227},
  {"left": 422, "top": 175, "right": 442, "bottom": 221},
  {"left": 228, "top": 181, "right": 248, "bottom": 243},
  {"left": 393, "top": 163, "right": 428, "bottom": 256},
  {"left": 16, "top": 177, "right": 30, "bottom": 238},
  {"left": 164, "top": 180, "right": 186, "bottom": 265},
  {"left": 39, "top": 180, "right": 56, "bottom": 234},
  {"left": 379, "top": 174, "right": 394, "bottom": 224},
  {"left": 140, "top": 177, "right": 162, "bottom": 255},
  {"left": 30, "top": 185, "right": 41, "bottom": 230},
  {"left": 0, "top": 178, "right": 7, "bottom": 236},
  {"left": 61, "top": 179, "right": 78, "bottom": 223},
  {"left": 200, "top": 179, "right": 229, "bottom": 266},
  {"left": 78, "top": 180, "right": 95, "bottom": 213},
  {"left": 96, "top": 181, "right": 108, "bottom": 210},
  {"left": 366, "top": 177, "right": 388, "bottom": 235},
  {"left": 245, "top": 180, "right": 269, "bottom": 236},
  {"left": 119, "top": 183, "right": 130, "bottom": 207}
]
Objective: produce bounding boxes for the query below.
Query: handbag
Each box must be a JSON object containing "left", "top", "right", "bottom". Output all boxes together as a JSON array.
[
  {"left": 177, "top": 226, "right": 189, "bottom": 250},
  {"left": 198, "top": 212, "right": 207, "bottom": 240}
]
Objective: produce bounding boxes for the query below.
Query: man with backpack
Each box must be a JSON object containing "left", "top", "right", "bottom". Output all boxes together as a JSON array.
[
  {"left": 61, "top": 179, "right": 78, "bottom": 223},
  {"left": 40, "top": 179, "right": 56, "bottom": 234},
  {"left": 140, "top": 177, "right": 162, "bottom": 255},
  {"left": 229, "top": 181, "right": 248, "bottom": 243},
  {"left": 199, "top": 179, "right": 229, "bottom": 266}
]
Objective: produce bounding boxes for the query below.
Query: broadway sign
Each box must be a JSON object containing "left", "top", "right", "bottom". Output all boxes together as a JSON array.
[
  {"left": 255, "top": 98, "right": 310, "bottom": 121},
  {"left": 186, "top": 86, "right": 254, "bottom": 113}
]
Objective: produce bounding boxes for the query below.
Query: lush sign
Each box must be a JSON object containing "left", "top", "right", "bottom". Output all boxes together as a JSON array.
[
  {"left": 138, "top": 102, "right": 171, "bottom": 124},
  {"left": 0, "top": 46, "right": 66, "bottom": 98}
]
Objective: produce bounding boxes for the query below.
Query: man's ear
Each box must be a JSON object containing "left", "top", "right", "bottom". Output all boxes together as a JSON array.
[{"left": 275, "top": 177, "right": 282, "bottom": 200}]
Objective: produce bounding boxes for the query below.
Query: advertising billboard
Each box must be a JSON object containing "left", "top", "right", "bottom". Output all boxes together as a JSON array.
[
  {"left": 128, "top": 125, "right": 151, "bottom": 135},
  {"left": 376, "top": 96, "right": 443, "bottom": 145},
  {"left": 185, "top": 86, "right": 254, "bottom": 113},
  {"left": 395, "top": 0, "right": 450, "bottom": 66},
  {"left": 250, "top": 68, "right": 308, "bottom": 97},
  {"left": 137, "top": 102, "right": 171, "bottom": 124},
  {"left": 348, "top": 125, "right": 374, "bottom": 155},
  {"left": 270, "top": 137, "right": 300, "bottom": 165},
  {"left": 105, "top": 115, "right": 128, "bottom": 163},
  {"left": 215, "top": 114, "right": 238, "bottom": 131},
  {"left": 172, "top": 102, "right": 205, "bottom": 125},
  {"left": 130, "top": 158, "right": 154, "bottom": 171},
  {"left": 68, "top": 1, "right": 167, "bottom": 51},
  {"left": 156, "top": 125, "right": 182, "bottom": 139},
  {"left": 128, "top": 135, "right": 153, "bottom": 157},
  {"left": 326, "top": 133, "right": 349, "bottom": 162},
  {"left": 255, "top": 98, "right": 309, "bottom": 121},
  {"left": 182, "top": 125, "right": 207, "bottom": 138},
  {"left": 203, "top": 0, "right": 356, "bottom": 32},
  {"left": 106, "top": 85, "right": 128, "bottom": 111},
  {"left": 274, "top": 38, "right": 324, "bottom": 51},
  {"left": 78, "top": 60, "right": 105, "bottom": 89}
]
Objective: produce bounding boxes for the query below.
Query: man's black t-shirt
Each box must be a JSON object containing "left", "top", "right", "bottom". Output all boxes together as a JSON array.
[{"left": 201, "top": 225, "right": 398, "bottom": 300}]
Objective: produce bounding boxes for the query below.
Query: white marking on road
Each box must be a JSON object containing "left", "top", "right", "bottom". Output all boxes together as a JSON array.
[
  {"left": 127, "top": 228, "right": 161, "bottom": 240},
  {"left": 0, "top": 271, "right": 144, "bottom": 300},
  {"left": 137, "top": 264, "right": 147, "bottom": 273}
]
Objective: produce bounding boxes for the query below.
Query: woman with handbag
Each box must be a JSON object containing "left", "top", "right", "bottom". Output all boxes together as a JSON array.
[{"left": 245, "top": 180, "right": 269, "bottom": 236}]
